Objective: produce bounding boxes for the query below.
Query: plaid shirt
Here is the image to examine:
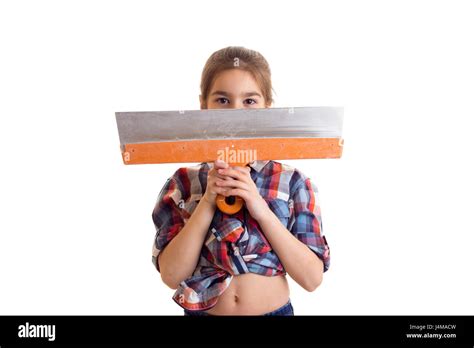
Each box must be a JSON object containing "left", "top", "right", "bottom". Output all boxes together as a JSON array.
[{"left": 152, "top": 160, "right": 330, "bottom": 311}]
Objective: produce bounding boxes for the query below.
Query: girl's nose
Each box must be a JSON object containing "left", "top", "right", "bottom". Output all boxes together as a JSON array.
[{"left": 229, "top": 101, "right": 242, "bottom": 109}]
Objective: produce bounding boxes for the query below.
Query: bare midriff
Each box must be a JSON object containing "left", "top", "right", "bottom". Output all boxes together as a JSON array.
[{"left": 203, "top": 273, "right": 290, "bottom": 315}]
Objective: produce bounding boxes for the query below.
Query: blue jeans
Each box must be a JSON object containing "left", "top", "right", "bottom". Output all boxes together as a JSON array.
[{"left": 183, "top": 299, "right": 294, "bottom": 316}]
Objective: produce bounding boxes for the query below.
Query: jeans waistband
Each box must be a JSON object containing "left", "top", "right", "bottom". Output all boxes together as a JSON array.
[
  {"left": 183, "top": 299, "right": 293, "bottom": 316},
  {"left": 263, "top": 299, "right": 293, "bottom": 316}
]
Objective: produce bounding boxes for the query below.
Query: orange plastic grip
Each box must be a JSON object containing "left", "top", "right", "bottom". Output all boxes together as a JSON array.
[{"left": 215, "top": 162, "right": 247, "bottom": 215}]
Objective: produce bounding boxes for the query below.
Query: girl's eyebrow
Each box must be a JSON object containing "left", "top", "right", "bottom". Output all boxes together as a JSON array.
[
  {"left": 242, "top": 91, "right": 262, "bottom": 98},
  {"left": 210, "top": 90, "right": 230, "bottom": 96},
  {"left": 210, "top": 90, "right": 262, "bottom": 98}
]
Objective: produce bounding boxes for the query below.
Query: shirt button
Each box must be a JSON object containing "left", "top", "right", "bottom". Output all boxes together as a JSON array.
[{"left": 233, "top": 245, "right": 239, "bottom": 255}]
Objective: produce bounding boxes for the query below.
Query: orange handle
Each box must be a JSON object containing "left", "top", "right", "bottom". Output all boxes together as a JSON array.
[{"left": 215, "top": 162, "right": 247, "bottom": 215}]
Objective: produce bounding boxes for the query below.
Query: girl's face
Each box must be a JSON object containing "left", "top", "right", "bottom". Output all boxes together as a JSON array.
[{"left": 202, "top": 69, "right": 268, "bottom": 109}]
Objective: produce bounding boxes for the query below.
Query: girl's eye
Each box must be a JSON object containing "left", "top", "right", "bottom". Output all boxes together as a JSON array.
[
  {"left": 244, "top": 99, "right": 257, "bottom": 105},
  {"left": 216, "top": 97, "right": 230, "bottom": 104}
]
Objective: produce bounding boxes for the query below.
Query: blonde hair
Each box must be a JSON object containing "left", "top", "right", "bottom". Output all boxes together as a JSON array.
[{"left": 200, "top": 46, "right": 274, "bottom": 108}]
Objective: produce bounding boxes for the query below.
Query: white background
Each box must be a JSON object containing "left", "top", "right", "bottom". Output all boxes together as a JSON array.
[{"left": 0, "top": 0, "right": 473, "bottom": 315}]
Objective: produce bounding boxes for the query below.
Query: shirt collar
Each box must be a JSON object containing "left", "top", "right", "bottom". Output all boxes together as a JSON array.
[{"left": 248, "top": 160, "right": 270, "bottom": 173}]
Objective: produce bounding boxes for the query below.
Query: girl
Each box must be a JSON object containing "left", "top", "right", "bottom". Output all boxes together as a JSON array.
[{"left": 152, "top": 46, "right": 330, "bottom": 316}]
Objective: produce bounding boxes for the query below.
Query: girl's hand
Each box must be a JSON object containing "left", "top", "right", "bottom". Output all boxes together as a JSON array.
[
  {"left": 213, "top": 164, "right": 269, "bottom": 222},
  {"left": 202, "top": 159, "right": 230, "bottom": 207}
]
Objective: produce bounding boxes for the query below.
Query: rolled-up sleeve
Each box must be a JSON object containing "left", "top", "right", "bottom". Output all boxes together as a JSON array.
[
  {"left": 151, "top": 176, "right": 185, "bottom": 273},
  {"left": 290, "top": 176, "right": 330, "bottom": 272}
]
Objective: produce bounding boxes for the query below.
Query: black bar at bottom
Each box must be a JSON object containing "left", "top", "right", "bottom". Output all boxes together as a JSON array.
[{"left": 0, "top": 315, "right": 473, "bottom": 346}]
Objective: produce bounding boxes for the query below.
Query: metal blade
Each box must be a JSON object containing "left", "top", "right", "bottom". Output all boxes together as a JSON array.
[{"left": 115, "top": 106, "right": 343, "bottom": 149}]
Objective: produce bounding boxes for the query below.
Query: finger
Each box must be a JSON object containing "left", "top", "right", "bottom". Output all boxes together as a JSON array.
[
  {"left": 217, "top": 167, "right": 246, "bottom": 181},
  {"left": 208, "top": 167, "right": 229, "bottom": 180},
  {"left": 216, "top": 178, "right": 250, "bottom": 191},
  {"left": 233, "top": 165, "right": 251, "bottom": 175},
  {"left": 224, "top": 188, "right": 248, "bottom": 200},
  {"left": 221, "top": 174, "right": 237, "bottom": 181},
  {"left": 214, "top": 159, "right": 229, "bottom": 169},
  {"left": 211, "top": 172, "right": 229, "bottom": 180},
  {"left": 213, "top": 187, "right": 232, "bottom": 196}
]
